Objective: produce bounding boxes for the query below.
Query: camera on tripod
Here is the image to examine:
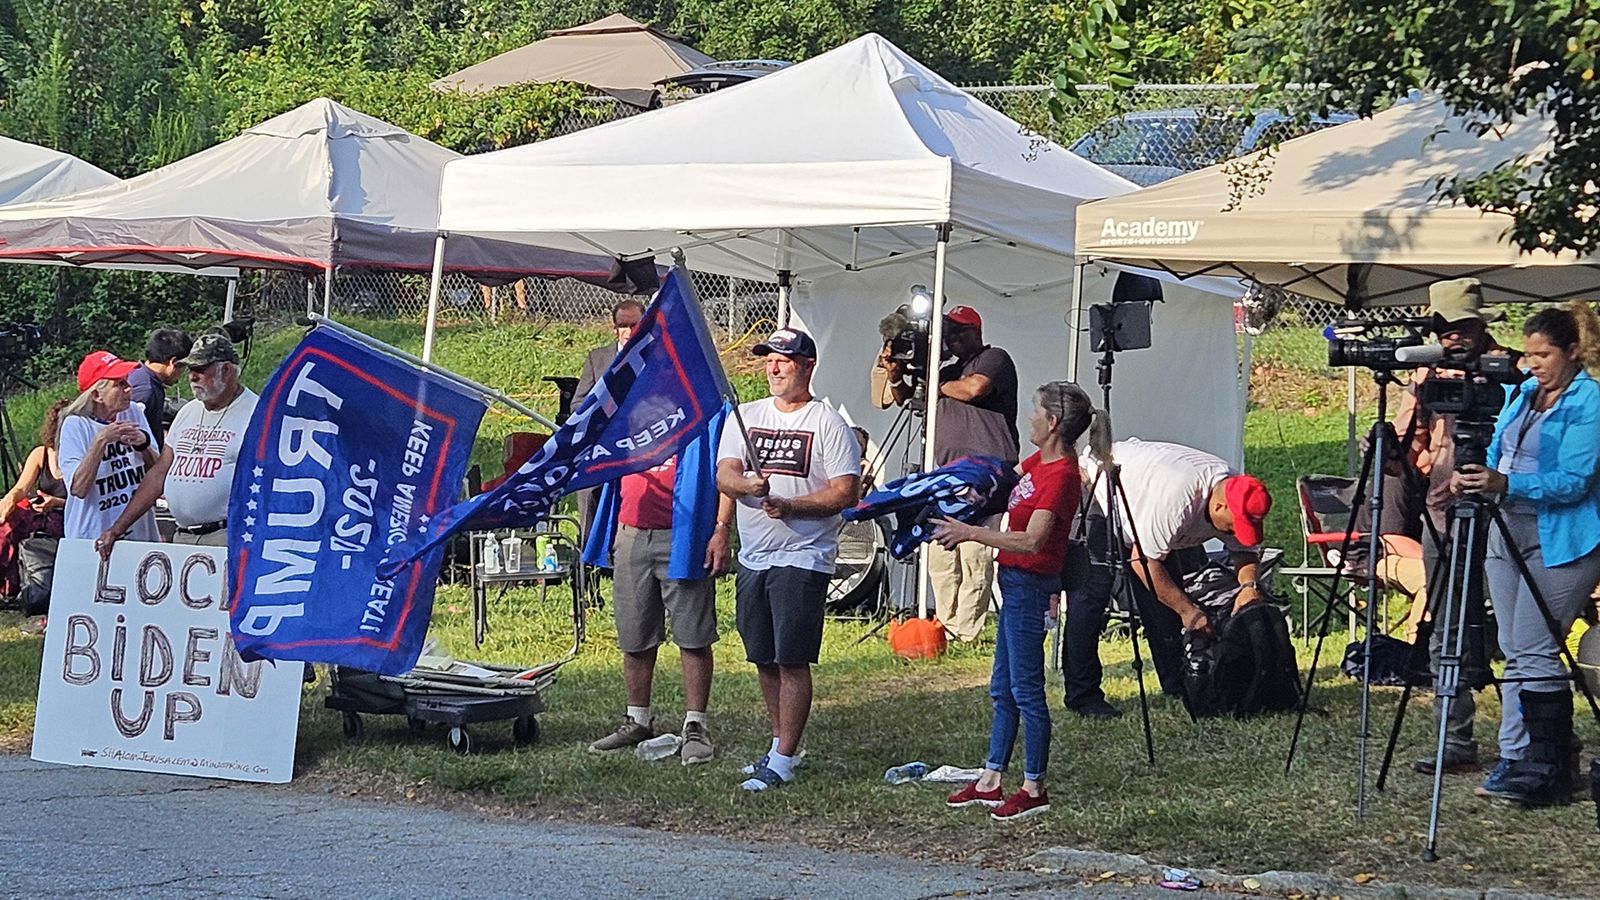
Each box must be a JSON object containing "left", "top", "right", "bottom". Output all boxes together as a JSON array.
[
  {"left": 1324, "top": 316, "right": 1434, "bottom": 370},
  {"left": 878, "top": 284, "right": 936, "bottom": 390},
  {"left": 1419, "top": 352, "right": 1527, "bottom": 469},
  {"left": 0, "top": 322, "right": 44, "bottom": 363}
]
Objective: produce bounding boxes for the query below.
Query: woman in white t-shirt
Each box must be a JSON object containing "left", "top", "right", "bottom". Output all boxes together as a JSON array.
[{"left": 57, "top": 351, "right": 161, "bottom": 543}]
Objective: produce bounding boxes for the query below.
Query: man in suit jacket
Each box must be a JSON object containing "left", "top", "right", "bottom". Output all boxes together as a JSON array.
[
  {"left": 576, "top": 298, "right": 647, "bottom": 403},
  {"left": 576, "top": 298, "right": 648, "bottom": 541}
]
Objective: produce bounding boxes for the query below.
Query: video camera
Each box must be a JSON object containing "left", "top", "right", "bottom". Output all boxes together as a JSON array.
[
  {"left": 0, "top": 323, "right": 43, "bottom": 363},
  {"left": 1324, "top": 316, "right": 1434, "bottom": 370},
  {"left": 878, "top": 284, "right": 936, "bottom": 383},
  {"left": 1420, "top": 352, "right": 1528, "bottom": 468}
]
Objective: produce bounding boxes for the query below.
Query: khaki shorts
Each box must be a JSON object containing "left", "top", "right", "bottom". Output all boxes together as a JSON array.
[{"left": 613, "top": 525, "right": 718, "bottom": 653}]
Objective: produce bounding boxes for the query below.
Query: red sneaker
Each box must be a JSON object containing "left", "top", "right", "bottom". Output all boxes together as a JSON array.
[
  {"left": 946, "top": 782, "right": 1004, "bottom": 808},
  {"left": 990, "top": 788, "right": 1050, "bottom": 822}
]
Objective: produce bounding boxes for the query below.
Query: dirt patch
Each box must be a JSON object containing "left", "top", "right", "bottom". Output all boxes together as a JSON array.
[{"left": 1249, "top": 363, "right": 1384, "bottom": 415}]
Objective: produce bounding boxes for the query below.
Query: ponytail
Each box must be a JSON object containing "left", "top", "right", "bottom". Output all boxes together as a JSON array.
[
  {"left": 1086, "top": 407, "right": 1114, "bottom": 467},
  {"left": 1567, "top": 300, "right": 1600, "bottom": 371}
]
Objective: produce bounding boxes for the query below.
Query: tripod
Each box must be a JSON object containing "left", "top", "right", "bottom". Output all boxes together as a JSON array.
[
  {"left": 0, "top": 365, "right": 38, "bottom": 485},
  {"left": 1382, "top": 486, "right": 1600, "bottom": 859},
  {"left": 1085, "top": 342, "right": 1161, "bottom": 765},
  {"left": 853, "top": 399, "right": 924, "bottom": 645},
  {"left": 1283, "top": 369, "right": 1405, "bottom": 817}
]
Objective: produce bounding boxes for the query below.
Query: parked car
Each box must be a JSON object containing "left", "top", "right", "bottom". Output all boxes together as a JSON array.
[
  {"left": 1068, "top": 108, "right": 1357, "bottom": 186},
  {"left": 657, "top": 60, "right": 792, "bottom": 94}
]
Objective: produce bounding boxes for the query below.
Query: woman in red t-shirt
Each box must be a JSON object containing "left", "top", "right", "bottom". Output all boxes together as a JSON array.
[{"left": 932, "top": 381, "right": 1103, "bottom": 822}]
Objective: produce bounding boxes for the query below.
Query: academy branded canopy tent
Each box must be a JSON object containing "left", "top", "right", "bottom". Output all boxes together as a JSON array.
[
  {"left": 0, "top": 136, "right": 118, "bottom": 206},
  {"left": 0, "top": 98, "right": 617, "bottom": 315},
  {"left": 1073, "top": 93, "right": 1593, "bottom": 308},
  {"left": 429, "top": 34, "right": 1246, "bottom": 473},
  {"left": 431, "top": 13, "right": 714, "bottom": 108}
]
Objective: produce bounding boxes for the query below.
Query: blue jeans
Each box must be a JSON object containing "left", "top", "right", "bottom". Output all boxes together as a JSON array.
[{"left": 985, "top": 566, "right": 1054, "bottom": 782}]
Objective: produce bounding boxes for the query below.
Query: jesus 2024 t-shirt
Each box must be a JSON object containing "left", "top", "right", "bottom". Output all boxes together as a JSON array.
[
  {"left": 58, "top": 405, "right": 160, "bottom": 542},
  {"left": 717, "top": 397, "right": 861, "bottom": 575}
]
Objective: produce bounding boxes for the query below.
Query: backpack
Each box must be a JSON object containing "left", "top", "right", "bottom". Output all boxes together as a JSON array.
[{"left": 1184, "top": 602, "right": 1302, "bottom": 718}]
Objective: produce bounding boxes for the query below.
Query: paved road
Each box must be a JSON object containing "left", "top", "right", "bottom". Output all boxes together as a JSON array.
[{"left": 0, "top": 756, "right": 1218, "bottom": 899}]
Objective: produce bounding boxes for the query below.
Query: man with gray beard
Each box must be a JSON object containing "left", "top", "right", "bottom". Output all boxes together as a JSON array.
[{"left": 97, "top": 334, "right": 259, "bottom": 553}]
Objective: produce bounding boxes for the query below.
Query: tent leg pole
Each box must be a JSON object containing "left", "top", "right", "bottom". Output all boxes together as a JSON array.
[
  {"left": 917, "top": 223, "right": 952, "bottom": 621},
  {"left": 305, "top": 276, "right": 314, "bottom": 318},
  {"left": 776, "top": 270, "right": 792, "bottom": 328},
  {"left": 323, "top": 266, "right": 334, "bottom": 319},
  {"left": 422, "top": 235, "right": 448, "bottom": 364},
  {"left": 1346, "top": 366, "right": 1358, "bottom": 477},
  {"left": 1239, "top": 330, "right": 1254, "bottom": 470},
  {"left": 1066, "top": 260, "right": 1086, "bottom": 382},
  {"left": 223, "top": 276, "right": 238, "bottom": 324}
]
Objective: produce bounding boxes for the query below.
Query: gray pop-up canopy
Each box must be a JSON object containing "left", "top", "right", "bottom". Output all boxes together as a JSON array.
[
  {"left": 0, "top": 136, "right": 118, "bottom": 205},
  {"left": 431, "top": 13, "right": 713, "bottom": 107},
  {"left": 0, "top": 98, "right": 615, "bottom": 282},
  {"left": 1073, "top": 94, "right": 1595, "bottom": 307}
]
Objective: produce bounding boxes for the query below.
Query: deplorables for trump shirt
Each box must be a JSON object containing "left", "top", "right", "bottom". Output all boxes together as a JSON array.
[
  {"left": 163, "top": 388, "right": 259, "bottom": 527},
  {"left": 717, "top": 396, "right": 861, "bottom": 575},
  {"left": 58, "top": 404, "right": 160, "bottom": 542}
]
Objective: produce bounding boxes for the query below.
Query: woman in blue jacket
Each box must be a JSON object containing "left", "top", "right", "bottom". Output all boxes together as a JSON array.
[{"left": 1454, "top": 302, "right": 1600, "bottom": 807}]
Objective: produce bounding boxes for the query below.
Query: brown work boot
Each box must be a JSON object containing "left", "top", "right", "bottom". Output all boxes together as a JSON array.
[{"left": 587, "top": 717, "right": 654, "bottom": 753}]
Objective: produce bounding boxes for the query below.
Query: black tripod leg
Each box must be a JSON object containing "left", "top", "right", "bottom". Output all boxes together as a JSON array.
[
  {"left": 1285, "top": 430, "right": 1382, "bottom": 774},
  {"left": 1377, "top": 536, "right": 1453, "bottom": 792},
  {"left": 1125, "top": 614, "right": 1157, "bottom": 765}
]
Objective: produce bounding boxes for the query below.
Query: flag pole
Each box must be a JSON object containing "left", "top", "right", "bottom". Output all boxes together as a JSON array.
[{"left": 307, "top": 313, "right": 557, "bottom": 430}]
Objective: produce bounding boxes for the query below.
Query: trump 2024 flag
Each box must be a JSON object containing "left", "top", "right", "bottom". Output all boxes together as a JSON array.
[
  {"left": 227, "top": 326, "right": 486, "bottom": 675},
  {"left": 382, "top": 267, "right": 729, "bottom": 575}
]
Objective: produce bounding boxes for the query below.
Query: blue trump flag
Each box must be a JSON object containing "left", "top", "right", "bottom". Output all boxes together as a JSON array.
[
  {"left": 383, "top": 267, "right": 729, "bottom": 575},
  {"left": 227, "top": 326, "right": 487, "bottom": 675}
]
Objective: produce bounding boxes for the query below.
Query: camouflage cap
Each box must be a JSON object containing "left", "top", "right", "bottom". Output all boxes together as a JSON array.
[{"left": 179, "top": 333, "right": 240, "bottom": 367}]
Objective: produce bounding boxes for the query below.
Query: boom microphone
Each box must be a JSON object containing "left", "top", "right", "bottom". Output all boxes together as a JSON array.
[
  {"left": 879, "top": 309, "right": 910, "bottom": 341},
  {"left": 1394, "top": 344, "right": 1448, "bottom": 365}
]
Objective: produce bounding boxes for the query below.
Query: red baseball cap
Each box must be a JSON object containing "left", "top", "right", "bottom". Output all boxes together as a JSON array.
[
  {"left": 1223, "top": 475, "right": 1272, "bottom": 548},
  {"left": 77, "top": 350, "right": 139, "bottom": 392},
  {"left": 944, "top": 305, "right": 982, "bottom": 333}
]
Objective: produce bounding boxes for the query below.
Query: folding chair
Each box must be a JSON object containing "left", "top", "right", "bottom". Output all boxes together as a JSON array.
[{"left": 1279, "top": 474, "right": 1422, "bottom": 642}]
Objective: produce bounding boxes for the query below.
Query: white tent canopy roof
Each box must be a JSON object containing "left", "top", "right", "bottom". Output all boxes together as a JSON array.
[
  {"left": 1073, "top": 94, "right": 1592, "bottom": 307},
  {"left": 433, "top": 34, "right": 1245, "bottom": 464},
  {"left": 0, "top": 136, "right": 118, "bottom": 206},
  {"left": 431, "top": 13, "right": 713, "bottom": 106},
  {"left": 0, "top": 98, "right": 614, "bottom": 280},
  {"left": 438, "top": 33, "right": 1135, "bottom": 295}
]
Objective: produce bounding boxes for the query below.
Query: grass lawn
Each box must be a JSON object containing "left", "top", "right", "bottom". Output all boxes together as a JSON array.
[{"left": 2, "top": 319, "right": 1596, "bottom": 892}]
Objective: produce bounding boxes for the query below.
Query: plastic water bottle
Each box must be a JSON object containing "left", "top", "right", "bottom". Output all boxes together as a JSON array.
[
  {"left": 635, "top": 734, "right": 682, "bottom": 761},
  {"left": 542, "top": 544, "right": 559, "bottom": 573},
  {"left": 482, "top": 534, "right": 502, "bottom": 574},
  {"left": 883, "top": 762, "right": 928, "bottom": 785}
]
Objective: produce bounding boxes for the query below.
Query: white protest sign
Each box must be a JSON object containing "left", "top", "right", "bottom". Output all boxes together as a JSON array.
[{"left": 32, "top": 539, "right": 301, "bottom": 783}]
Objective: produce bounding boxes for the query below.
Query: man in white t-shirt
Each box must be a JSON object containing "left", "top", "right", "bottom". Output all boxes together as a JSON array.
[
  {"left": 98, "top": 334, "right": 259, "bottom": 553},
  {"left": 1075, "top": 439, "right": 1272, "bottom": 697},
  {"left": 717, "top": 327, "right": 860, "bottom": 792}
]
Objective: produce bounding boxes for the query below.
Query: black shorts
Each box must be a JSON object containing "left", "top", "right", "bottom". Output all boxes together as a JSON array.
[{"left": 735, "top": 564, "right": 829, "bottom": 666}]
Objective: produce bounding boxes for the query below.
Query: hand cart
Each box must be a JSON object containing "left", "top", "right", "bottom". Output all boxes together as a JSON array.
[{"left": 324, "top": 658, "right": 561, "bottom": 755}]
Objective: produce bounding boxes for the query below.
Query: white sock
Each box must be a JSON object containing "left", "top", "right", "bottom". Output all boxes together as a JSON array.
[
  {"left": 626, "top": 706, "right": 652, "bottom": 727},
  {"left": 768, "top": 736, "right": 780, "bottom": 755},
  {"left": 766, "top": 751, "right": 796, "bottom": 780},
  {"left": 684, "top": 710, "right": 708, "bottom": 727}
]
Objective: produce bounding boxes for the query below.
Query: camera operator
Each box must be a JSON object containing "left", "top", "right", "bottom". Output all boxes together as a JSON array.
[
  {"left": 875, "top": 305, "right": 1019, "bottom": 642},
  {"left": 1452, "top": 302, "right": 1600, "bottom": 808},
  {"left": 1393, "top": 279, "right": 1514, "bottom": 776}
]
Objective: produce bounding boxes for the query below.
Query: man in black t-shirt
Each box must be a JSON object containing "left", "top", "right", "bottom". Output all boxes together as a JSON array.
[{"left": 878, "top": 305, "right": 1019, "bottom": 641}]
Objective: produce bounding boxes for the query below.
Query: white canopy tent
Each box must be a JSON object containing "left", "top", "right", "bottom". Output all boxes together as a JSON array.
[
  {"left": 430, "top": 33, "right": 1245, "bottom": 468},
  {"left": 0, "top": 136, "right": 118, "bottom": 205},
  {"left": 1073, "top": 93, "right": 1592, "bottom": 308},
  {"left": 0, "top": 99, "right": 618, "bottom": 319}
]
